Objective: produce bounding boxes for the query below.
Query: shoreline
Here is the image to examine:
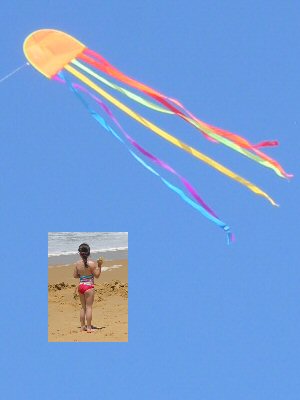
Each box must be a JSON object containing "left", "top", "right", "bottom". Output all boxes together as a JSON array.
[
  {"left": 48, "top": 248, "right": 128, "bottom": 267},
  {"left": 48, "top": 259, "right": 128, "bottom": 342}
]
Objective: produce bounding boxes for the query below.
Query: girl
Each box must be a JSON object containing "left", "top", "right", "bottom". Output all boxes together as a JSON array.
[{"left": 73, "top": 243, "right": 103, "bottom": 333}]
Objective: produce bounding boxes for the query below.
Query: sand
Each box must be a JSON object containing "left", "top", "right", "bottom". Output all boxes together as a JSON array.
[{"left": 48, "top": 259, "right": 128, "bottom": 342}]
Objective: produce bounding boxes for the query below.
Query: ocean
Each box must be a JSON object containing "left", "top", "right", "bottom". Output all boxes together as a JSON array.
[{"left": 48, "top": 232, "right": 128, "bottom": 266}]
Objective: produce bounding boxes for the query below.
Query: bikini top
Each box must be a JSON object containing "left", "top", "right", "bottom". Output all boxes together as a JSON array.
[{"left": 79, "top": 274, "right": 94, "bottom": 284}]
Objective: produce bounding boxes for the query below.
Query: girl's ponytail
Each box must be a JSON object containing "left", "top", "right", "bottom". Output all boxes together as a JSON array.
[{"left": 78, "top": 243, "right": 90, "bottom": 268}]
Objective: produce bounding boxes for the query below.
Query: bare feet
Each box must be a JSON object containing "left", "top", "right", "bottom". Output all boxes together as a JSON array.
[
  {"left": 87, "top": 326, "right": 92, "bottom": 333},
  {"left": 81, "top": 326, "right": 87, "bottom": 332}
]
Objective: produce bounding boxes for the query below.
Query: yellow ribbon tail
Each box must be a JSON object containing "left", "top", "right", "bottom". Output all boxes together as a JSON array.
[{"left": 64, "top": 63, "right": 277, "bottom": 206}]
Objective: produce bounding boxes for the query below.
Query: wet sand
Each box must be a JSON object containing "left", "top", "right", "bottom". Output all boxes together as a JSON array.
[{"left": 48, "top": 259, "right": 128, "bottom": 342}]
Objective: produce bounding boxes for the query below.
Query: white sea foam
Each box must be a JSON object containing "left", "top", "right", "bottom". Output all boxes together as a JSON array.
[
  {"left": 101, "top": 265, "right": 123, "bottom": 272},
  {"left": 48, "top": 232, "right": 128, "bottom": 257},
  {"left": 48, "top": 246, "right": 128, "bottom": 257}
]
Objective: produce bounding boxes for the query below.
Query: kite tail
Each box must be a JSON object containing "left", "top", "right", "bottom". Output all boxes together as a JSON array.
[
  {"left": 71, "top": 59, "right": 173, "bottom": 115},
  {"left": 78, "top": 48, "right": 291, "bottom": 179},
  {"left": 54, "top": 72, "right": 234, "bottom": 243},
  {"left": 71, "top": 58, "right": 291, "bottom": 179},
  {"left": 64, "top": 63, "right": 278, "bottom": 207}
]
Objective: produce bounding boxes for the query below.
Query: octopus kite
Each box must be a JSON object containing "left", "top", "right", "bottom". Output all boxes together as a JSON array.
[{"left": 23, "top": 29, "right": 292, "bottom": 242}]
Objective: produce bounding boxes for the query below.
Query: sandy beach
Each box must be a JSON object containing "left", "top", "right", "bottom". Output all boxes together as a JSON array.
[{"left": 48, "top": 259, "right": 128, "bottom": 342}]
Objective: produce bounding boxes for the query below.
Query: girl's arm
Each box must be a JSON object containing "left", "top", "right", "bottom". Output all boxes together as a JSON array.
[
  {"left": 73, "top": 263, "right": 80, "bottom": 278},
  {"left": 93, "top": 258, "right": 103, "bottom": 278}
]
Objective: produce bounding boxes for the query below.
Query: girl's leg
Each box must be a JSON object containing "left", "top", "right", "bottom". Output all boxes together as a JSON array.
[
  {"left": 79, "top": 292, "right": 87, "bottom": 330},
  {"left": 85, "top": 289, "right": 95, "bottom": 332}
]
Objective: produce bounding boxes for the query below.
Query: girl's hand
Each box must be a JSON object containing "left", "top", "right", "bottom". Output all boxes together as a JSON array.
[{"left": 97, "top": 257, "right": 104, "bottom": 267}]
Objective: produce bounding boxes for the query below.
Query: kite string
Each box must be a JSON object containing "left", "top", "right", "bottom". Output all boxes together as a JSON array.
[{"left": 0, "top": 62, "right": 29, "bottom": 84}]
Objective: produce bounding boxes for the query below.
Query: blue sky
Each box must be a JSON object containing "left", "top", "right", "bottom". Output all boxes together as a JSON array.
[{"left": 1, "top": 1, "right": 299, "bottom": 399}]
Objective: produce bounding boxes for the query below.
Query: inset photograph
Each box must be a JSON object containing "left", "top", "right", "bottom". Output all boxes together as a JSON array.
[{"left": 48, "top": 232, "right": 128, "bottom": 342}]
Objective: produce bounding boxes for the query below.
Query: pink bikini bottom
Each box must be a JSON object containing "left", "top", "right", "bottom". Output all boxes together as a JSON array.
[{"left": 78, "top": 284, "right": 94, "bottom": 294}]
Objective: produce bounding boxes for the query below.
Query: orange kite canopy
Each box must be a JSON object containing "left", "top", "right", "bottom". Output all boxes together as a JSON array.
[{"left": 23, "top": 29, "right": 86, "bottom": 78}]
